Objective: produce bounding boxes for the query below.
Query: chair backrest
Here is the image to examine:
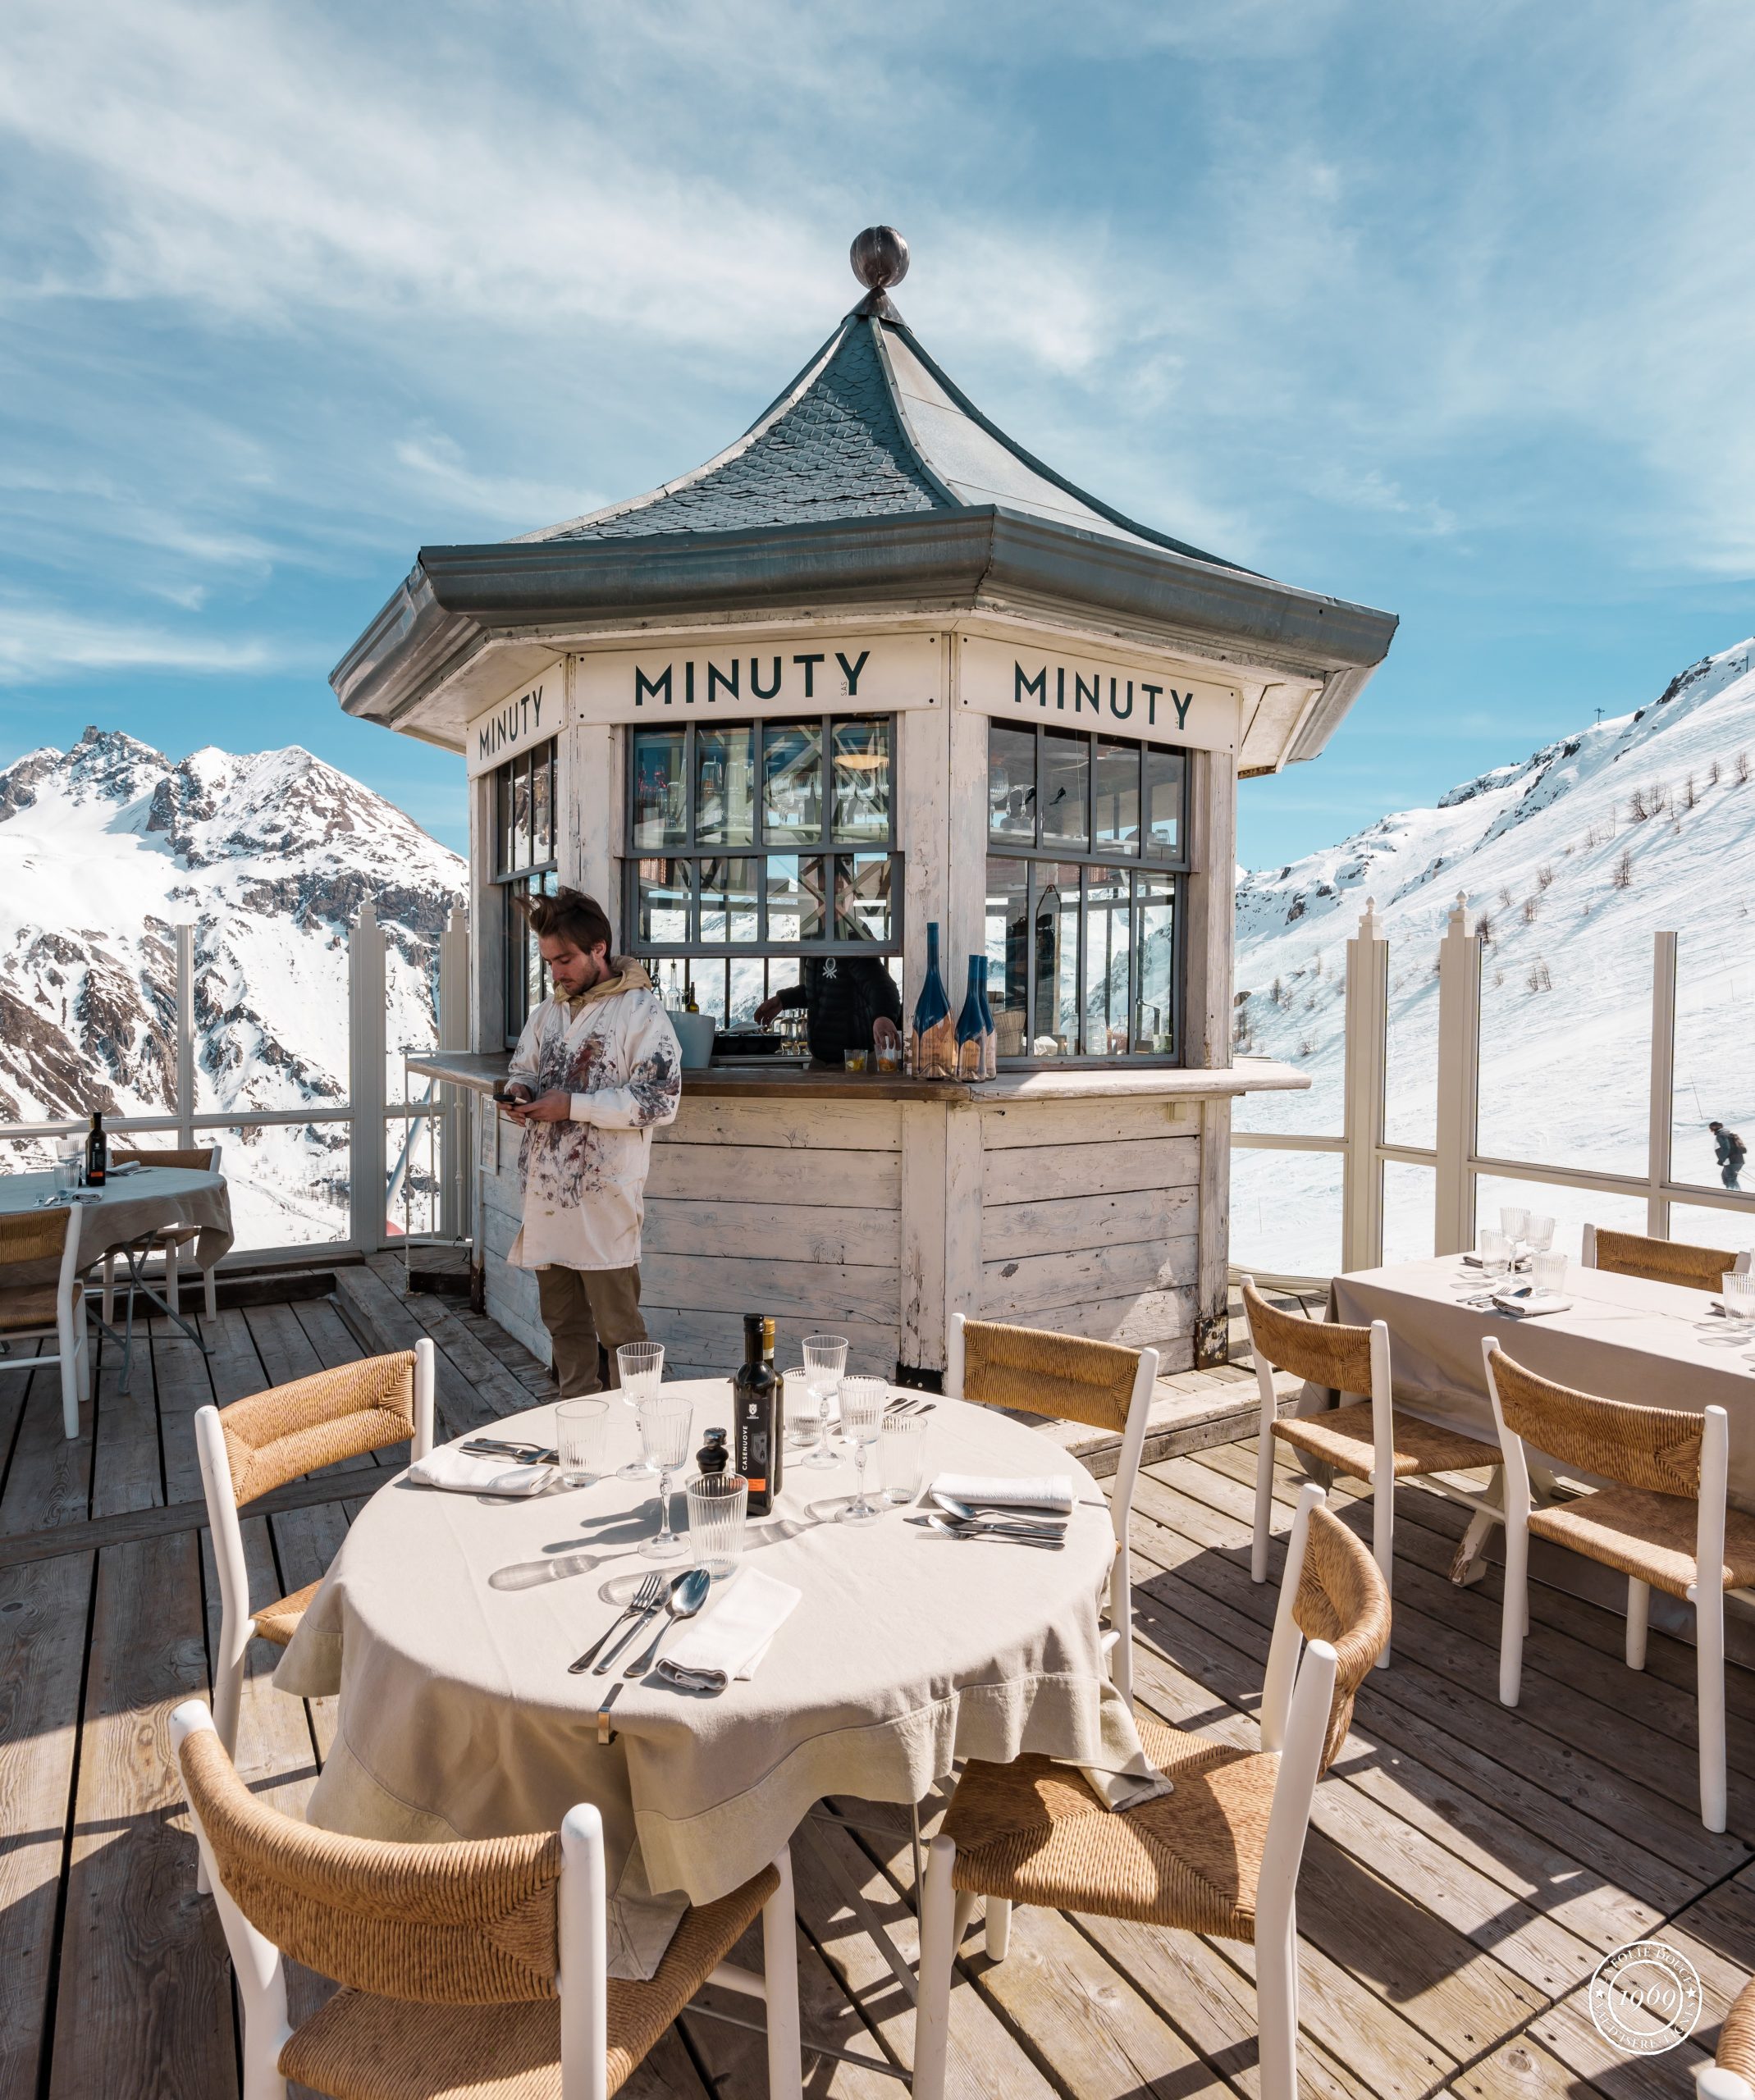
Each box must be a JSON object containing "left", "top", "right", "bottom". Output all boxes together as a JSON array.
[
  {"left": 216, "top": 1349, "right": 423, "bottom": 1507},
  {"left": 1712, "top": 1974, "right": 1755, "bottom": 2093},
  {"left": 112, "top": 1146, "right": 222, "bottom": 1172},
  {"left": 1483, "top": 1346, "right": 1702, "bottom": 1498},
  {"left": 1241, "top": 1280, "right": 1374, "bottom": 1396},
  {"left": 176, "top": 1705, "right": 562, "bottom": 2002},
  {"left": 1585, "top": 1224, "right": 1743, "bottom": 1294},
  {"left": 0, "top": 1203, "right": 73, "bottom": 1275},
  {"left": 1260, "top": 1484, "right": 1392, "bottom": 1773},
  {"left": 949, "top": 1316, "right": 1142, "bottom": 1436}
]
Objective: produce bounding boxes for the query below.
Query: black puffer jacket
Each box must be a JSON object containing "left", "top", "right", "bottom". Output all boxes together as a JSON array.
[{"left": 773, "top": 956, "right": 904, "bottom": 1063}]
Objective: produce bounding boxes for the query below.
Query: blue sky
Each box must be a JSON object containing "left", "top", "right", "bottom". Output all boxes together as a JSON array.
[{"left": 3, "top": 1, "right": 1751, "bottom": 865}]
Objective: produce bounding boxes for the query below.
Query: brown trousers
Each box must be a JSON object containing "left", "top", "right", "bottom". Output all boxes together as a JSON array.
[{"left": 536, "top": 1263, "right": 647, "bottom": 1397}]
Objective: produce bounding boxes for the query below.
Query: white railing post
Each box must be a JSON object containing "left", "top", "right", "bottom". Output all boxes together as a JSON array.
[
  {"left": 349, "top": 903, "right": 387, "bottom": 1253},
  {"left": 1341, "top": 898, "right": 1390, "bottom": 1271},
  {"left": 1648, "top": 930, "right": 1677, "bottom": 1238},
  {"left": 438, "top": 906, "right": 470, "bottom": 1243},
  {"left": 1434, "top": 892, "right": 1481, "bottom": 1256},
  {"left": 175, "top": 924, "right": 196, "bottom": 1149}
]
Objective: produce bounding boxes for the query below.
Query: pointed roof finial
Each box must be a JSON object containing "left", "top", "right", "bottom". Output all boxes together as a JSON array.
[{"left": 849, "top": 226, "right": 909, "bottom": 320}]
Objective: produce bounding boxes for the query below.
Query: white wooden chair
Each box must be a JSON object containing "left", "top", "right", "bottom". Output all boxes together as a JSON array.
[
  {"left": 1583, "top": 1221, "right": 1752, "bottom": 1292},
  {"left": 101, "top": 1144, "right": 223, "bottom": 1322},
  {"left": 0, "top": 1204, "right": 89, "bottom": 1440},
  {"left": 1483, "top": 1338, "right": 1755, "bottom": 1833},
  {"left": 1241, "top": 1276, "right": 1505, "bottom": 1664},
  {"left": 171, "top": 1697, "right": 803, "bottom": 2100},
  {"left": 914, "top": 1481, "right": 1390, "bottom": 2100},
  {"left": 194, "top": 1340, "right": 435, "bottom": 1760},
  {"left": 1701, "top": 1975, "right": 1755, "bottom": 2096}
]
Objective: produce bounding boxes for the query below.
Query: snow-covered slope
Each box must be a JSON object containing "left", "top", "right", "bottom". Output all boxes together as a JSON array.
[
  {"left": 1234, "top": 639, "right": 1755, "bottom": 1271},
  {"left": 0, "top": 727, "right": 464, "bottom": 1248}
]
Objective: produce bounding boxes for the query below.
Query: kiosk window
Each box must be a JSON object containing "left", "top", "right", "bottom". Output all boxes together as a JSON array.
[
  {"left": 985, "top": 724, "right": 1188, "bottom": 1061},
  {"left": 493, "top": 738, "right": 559, "bottom": 1046}
]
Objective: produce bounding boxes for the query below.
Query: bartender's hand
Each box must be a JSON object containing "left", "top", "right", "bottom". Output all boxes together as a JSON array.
[
  {"left": 873, "top": 1017, "right": 902, "bottom": 1052},
  {"left": 754, "top": 994, "right": 784, "bottom": 1026},
  {"left": 508, "top": 1089, "right": 571, "bottom": 1124}
]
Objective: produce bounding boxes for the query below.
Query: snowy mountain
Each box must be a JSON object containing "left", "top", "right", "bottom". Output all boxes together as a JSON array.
[
  {"left": 1233, "top": 638, "right": 1755, "bottom": 1272},
  {"left": 0, "top": 727, "right": 464, "bottom": 1249}
]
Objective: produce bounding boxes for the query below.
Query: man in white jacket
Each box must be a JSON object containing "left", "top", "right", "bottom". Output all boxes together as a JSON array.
[{"left": 502, "top": 889, "right": 681, "bottom": 1395}]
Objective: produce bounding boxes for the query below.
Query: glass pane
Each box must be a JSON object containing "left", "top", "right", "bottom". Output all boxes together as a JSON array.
[
  {"left": 1135, "top": 870, "right": 1175, "bottom": 1054},
  {"left": 510, "top": 756, "right": 532, "bottom": 870},
  {"left": 206, "top": 1123, "right": 353, "bottom": 1254},
  {"left": 835, "top": 854, "right": 892, "bottom": 942},
  {"left": 1473, "top": 1173, "right": 1648, "bottom": 1266},
  {"left": 637, "top": 858, "right": 690, "bottom": 945},
  {"left": 987, "top": 723, "right": 1037, "bottom": 842},
  {"left": 729, "top": 957, "right": 767, "bottom": 1025},
  {"left": 985, "top": 856, "right": 1030, "bottom": 1058},
  {"left": 1383, "top": 934, "right": 1441, "bottom": 1149},
  {"left": 1031, "top": 864, "right": 1081, "bottom": 1055},
  {"left": 831, "top": 719, "right": 891, "bottom": 842},
  {"left": 496, "top": 763, "right": 514, "bottom": 876},
  {"left": 697, "top": 725, "right": 756, "bottom": 847},
  {"left": 1040, "top": 728, "right": 1089, "bottom": 847},
  {"left": 1094, "top": 740, "right": 1140, "bottom": 855},
  {"left": 766, "top": 855, "right": 825, "bottom": 943},
  {"left": 632, "top": 728, "right": 687, "bottom": 850},
  {"left": 1671, "top": 929, "right": 1754, "bottom": 1192},
  {"left": 762, "top": 720, "right": 823, "bottom": 842},
  {"left": 700, "top": 857, "right": 759, "bottom": 943},
  {"left": 531, "top": 746, "right": 553, "bottom": 865},
  {"left": 1144, "top": 746, "right": 1184, "bottom": 857},
  {"left": 1382, "top": 1162, "right": 1436, "bottom": 1265},
  {"left": 1233, "top": 932, "right": 1346, "bottom": 1135},
  {"left": 686, "top": 959, "right": 729, "bottom": 1025},
  {"left": 1231, "top": 1148, "right": 1342, "bottom": 1279},
  {"left": 1082, "top": 865, "right": 1131, "bottom": 1058},
  {"left": 1669, "top": 1203, "right": 1755, "bottom": 1264}
]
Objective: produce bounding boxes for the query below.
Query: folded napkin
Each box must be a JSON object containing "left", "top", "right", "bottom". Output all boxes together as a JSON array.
[
  {"left": 407, "top": 1444, "right": 552, "bottom": 1496},
  {"left": 654, "top": 1567, "right": 801, "bottom": 1692},
  {"left": 930, "top": 1472, "right": 1074, "bottom": 1516},
  {"left": 1489, "top": 1288, "right": 1571, "bottom": 1319}
]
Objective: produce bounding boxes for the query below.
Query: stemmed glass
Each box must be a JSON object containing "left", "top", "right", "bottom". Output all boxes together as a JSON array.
[
  {"left": 638, "top": 1395, "right": 696, "bottom": 1561},
  {"left": 615, "top": 1341, "right": 665, "bottom": 1479},
  {"left": 801, "top": 1334, "right": 849, "bottom": 1471},
  {"left": 1525, "top": 1214, "right": 1556, "bottom": 1256},
  {"left": 1499, "top": 1207, "right": 1530, "bottom": 1271},
  {"left": 835, "top": 1376, "right": 888, "bottom": 1526}
]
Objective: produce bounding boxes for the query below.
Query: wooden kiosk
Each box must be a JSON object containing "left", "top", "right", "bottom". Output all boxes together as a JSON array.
[{"left": 333, "top": 229, "right": 1396, "bottom": 1382}]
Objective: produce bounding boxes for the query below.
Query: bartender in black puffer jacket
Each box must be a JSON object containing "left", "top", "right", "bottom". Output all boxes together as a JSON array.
[{"left": 754, "top": 956, "right": 904, "bottom": 1065}]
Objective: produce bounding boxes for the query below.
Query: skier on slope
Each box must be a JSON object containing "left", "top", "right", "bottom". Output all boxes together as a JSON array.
[{"left": 1710, "top": 1121, "right": 1746, "bottom": 1190}]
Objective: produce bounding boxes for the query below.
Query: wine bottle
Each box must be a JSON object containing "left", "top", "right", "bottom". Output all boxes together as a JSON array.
[
  {"left": 761, "top": 1316, "right": 784, "bottom": 1504},
  {"left": 84, "top": 1110, "right": 107, "bottom": 1188},
  {"left": 733, "top": 1313, "right": 779, "bottom": 1515},
  {"left": 955, "top": 956, "right": 986, "bottom": 1080},
  {"left": 911, "top": 922, "right": 955, "bottom": 1080},
  {"left": 976, "top": 954, "right": 998, "bottom": 1078}
]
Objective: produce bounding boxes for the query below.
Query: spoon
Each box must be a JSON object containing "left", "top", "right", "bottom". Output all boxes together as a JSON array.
[
  {"left": 924, "top": 1513, "right": 1063, "bottom": 1550},
  {"left": 624, "top": 1568, "right": 711, "bottom": 1676},
  {"left": 930, "top": 1490, "right": 1067, "bottom": 1534}
]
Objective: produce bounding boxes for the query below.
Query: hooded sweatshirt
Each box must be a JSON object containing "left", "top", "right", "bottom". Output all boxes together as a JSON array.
[{"left": 505, "top": 958, "right": 682, "bottom": 1271}]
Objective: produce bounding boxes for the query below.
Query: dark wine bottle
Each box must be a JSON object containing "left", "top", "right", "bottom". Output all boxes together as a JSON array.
[
  {"left": 84, "top": 1110, "right": 107, "bottom": 1188},
  {"left": 733, "top": 1313, "right": 779, "bottom": 1515}
]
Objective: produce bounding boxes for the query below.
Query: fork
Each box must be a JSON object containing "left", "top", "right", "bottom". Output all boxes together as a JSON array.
[{"left": 569, "top": 1573, "right": 665, "bottom": 1674}]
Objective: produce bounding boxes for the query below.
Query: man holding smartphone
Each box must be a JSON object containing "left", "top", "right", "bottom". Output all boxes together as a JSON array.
[{"left": 500, "top": 889, "right": 681, "bottom": 1395}]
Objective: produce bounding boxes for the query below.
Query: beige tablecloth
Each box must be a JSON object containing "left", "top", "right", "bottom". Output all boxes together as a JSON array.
[
  {"left": 277, "top": 1383, "right": 1145, "bottom": 1978},
  {"left": 0, "top": 1166, "right": 233, "bottom": 1272},
  {"left": 1329, "top": 1256, "right": 1755, "bottom": 1509}
]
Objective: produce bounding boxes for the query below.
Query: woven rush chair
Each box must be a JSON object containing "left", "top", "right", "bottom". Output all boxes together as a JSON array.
[
  {"left": 1701, "top": 1974, "right": 1755, "bottom": 2098},
  {"left": 1241, "top": 1276, "right": 1501, "bottom": 1664},
  {"left": 1583, "top": 1221, "right": 1752, "bottom": 1295},
  {"left": 170, "top": 1698, "right": 803, "bottom": 2100},
  {"left": 0, "top": 1204, "right": 89, "bottom": 1440},
  {"left": 1483, "top": 1340, "right": 1755, "bottom": 1833},
  {"left": 913, "top": 1483, "right": 1390, "bottom": 2100},
  {"left": 194, "top": 1340, "right": 436, "bottom": 1760},
  {"left": 101, "top": 1145, "right": 223, "bottom": 1322}
]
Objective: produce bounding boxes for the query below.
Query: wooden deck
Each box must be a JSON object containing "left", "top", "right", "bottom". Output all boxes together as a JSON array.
[{"left": 6, "top": 1255, "right": 1755, "bottom": 2099}]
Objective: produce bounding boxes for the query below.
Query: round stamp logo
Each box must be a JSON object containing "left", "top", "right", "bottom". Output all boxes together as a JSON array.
[{"left": 1588, "top": 1940, "right": 1702, "bottom": 2056}]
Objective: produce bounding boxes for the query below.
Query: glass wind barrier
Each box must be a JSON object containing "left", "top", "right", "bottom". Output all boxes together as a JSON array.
[
  {"left": 1230, "top": 1149, "right": 1343, "bottom": 1280},
  {"left": 202, "top": 1121, "right": 353, "bottom": 1252},
  {"left": 1232, "top": 929, "right": 1346, "bottom": 1138},
  {"left": 1471, "top": 1174, "right": 1648, "bottom": 1267},
  {"left": 1670, "top": 928, "right": 1755, "bottom": 1198},
  {"left": 1382, "top": 1162, "right": 1437, "bottom": 1265},
  {"left": 1383, "top": 928, "right": 1442, "bottom": 1151},
  {"left": 1667, "top": 1203, "right": 1755, "bottom": 1264}
]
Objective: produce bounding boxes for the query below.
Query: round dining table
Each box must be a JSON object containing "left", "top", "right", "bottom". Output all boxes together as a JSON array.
[{"left": 276, "top": 1378, "right": 1153, "bottom": 1979}]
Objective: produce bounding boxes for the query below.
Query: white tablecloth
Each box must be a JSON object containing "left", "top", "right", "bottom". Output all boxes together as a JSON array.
[
  {"left": 0, "top": 1166, "right": 233, "bottom": 1273},
  {"left": 277, "top": 1381, "right": 1143, "bottom": 1976}
]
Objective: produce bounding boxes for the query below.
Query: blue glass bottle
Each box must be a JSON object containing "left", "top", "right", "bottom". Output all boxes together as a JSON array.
[
  {"left": 956, "top": 956, "right": 986, "bottom": 1080},
  {"left": 975, "top": 953, "right": 998, "bottom": 1077},
  {"left": 911, "top": 922, "right": 954, "bottom": 1078}
]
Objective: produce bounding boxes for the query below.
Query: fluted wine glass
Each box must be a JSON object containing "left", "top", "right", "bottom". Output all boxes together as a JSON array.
[
  {"left": 615, "top": 1341, "right": 665, "bottom": 1479},
  {"left": 835, "top": 1376, "right": 888, "bottom": 1526},
  {"left": 638, "top": 1395, "right": 696, "bottom": 1562},
  {"left": 801, "top": 1334, "right": 849, "bottom": 1471}
]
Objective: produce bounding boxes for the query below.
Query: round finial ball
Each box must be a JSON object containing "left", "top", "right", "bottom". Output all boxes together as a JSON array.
[{"left": 850, "top": 226, "right": 909, "bottom": 292}]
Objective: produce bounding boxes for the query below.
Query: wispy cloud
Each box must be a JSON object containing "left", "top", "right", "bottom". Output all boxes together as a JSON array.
[{"left": 0, "top": 603, "right": 286, "bottom": 682}]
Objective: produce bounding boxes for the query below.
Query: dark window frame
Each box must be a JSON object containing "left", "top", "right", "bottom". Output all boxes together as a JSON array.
[{"left": 491, "top": 740, "right": 560, "bottom": 1048}]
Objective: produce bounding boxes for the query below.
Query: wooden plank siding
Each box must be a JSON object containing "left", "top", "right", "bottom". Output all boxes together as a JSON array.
[{"left": 9, "top": 1256, "right": 1755, "bottom": 2100}]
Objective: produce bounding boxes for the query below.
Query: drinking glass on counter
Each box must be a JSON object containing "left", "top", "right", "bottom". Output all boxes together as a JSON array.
[
  {"left": 688, "top": 1471, "right": 748, "bottom": 1578},
  {"left": 879, "top": 1411, "right": 929, "bottom": 1504},
  {"left": 836, "top": 1377, "right": 888, "bottom": 1526},
  {"left": 53, "top": 1140, "right": 81, "bottom": 1194},
  {"left": 555, "top": 1399, "right": 610, "bottom": 1487},
  {"left": 638, "top": 1395, "right": 696, "bottom": 1561},
  {"left": 801, "top": 1333, "right": 849, "bottom": 1471},
  {"left": 615, "top": 1341, "right": 665, "bottom": 1478}
]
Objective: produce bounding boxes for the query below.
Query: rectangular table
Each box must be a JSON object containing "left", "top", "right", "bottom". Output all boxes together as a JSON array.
[{"left": 1328, "top": 1255, "right": 1755, "bottom": 1510}]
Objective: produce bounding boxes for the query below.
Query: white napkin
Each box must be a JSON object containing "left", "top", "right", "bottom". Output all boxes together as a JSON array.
[
  {"left": 407, "top": 1445, "right": 552, "bottom": 1496},
  {"left": 930, "top": 1472, "right": 1074, "bottom": 1516},
  {"left": 655, "top": 1567, "right": 801, "bottom": 1691},
  {"left": 1490, "top": 1289, "right": 1572, "bottom": 1319}
]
